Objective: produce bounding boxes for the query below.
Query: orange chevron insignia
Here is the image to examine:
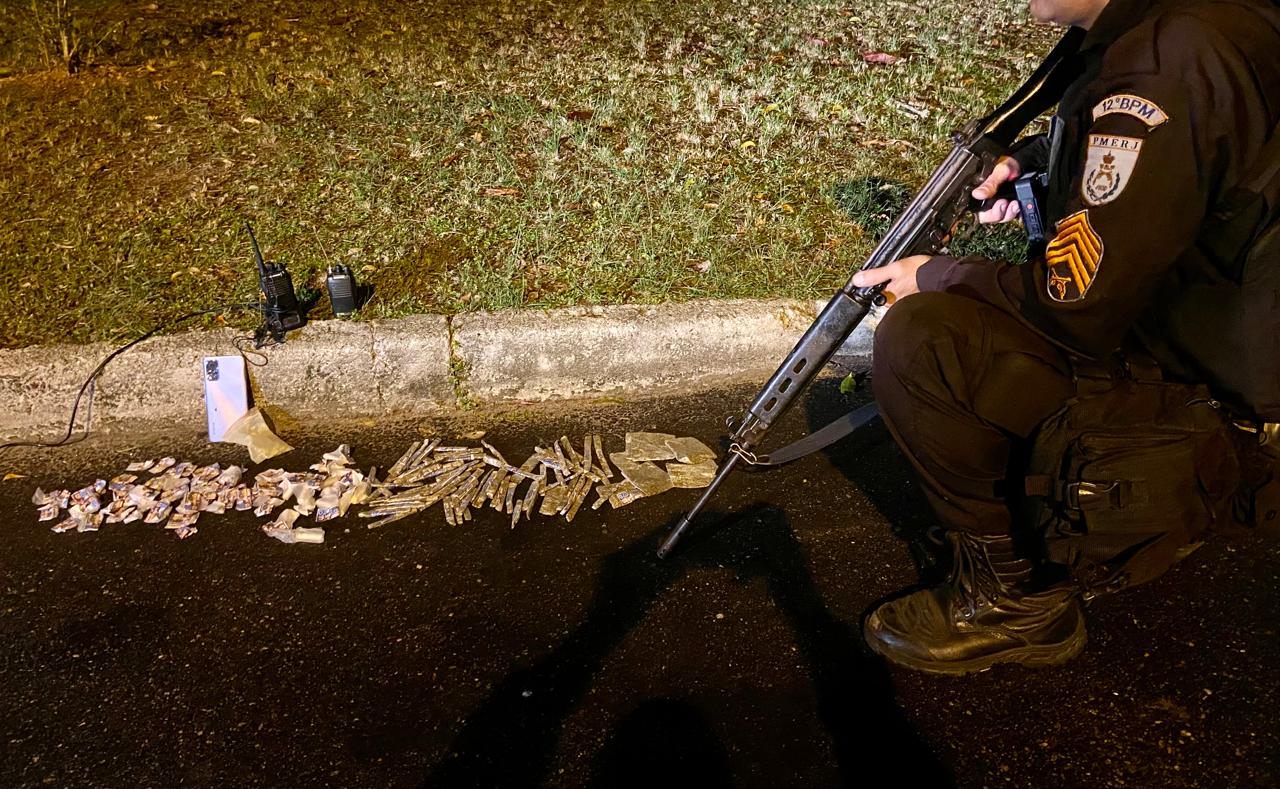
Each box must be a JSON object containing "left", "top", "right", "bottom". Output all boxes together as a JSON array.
[{"left": 1044, "top": 210, "right": 1103, "bottom": 302}]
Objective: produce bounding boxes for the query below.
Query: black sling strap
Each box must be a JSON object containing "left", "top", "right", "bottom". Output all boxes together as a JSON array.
[
  {"left": 1208, "top": 119, "right": 1280, "bottom": 239},
  {"left": 745, "top": 400, "right": 881, "bottom": 467}
]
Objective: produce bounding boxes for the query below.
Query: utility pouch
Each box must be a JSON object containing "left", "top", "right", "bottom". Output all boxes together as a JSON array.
[{"left": 1022, "top": 373, "right": 1240, "bottom": 593}]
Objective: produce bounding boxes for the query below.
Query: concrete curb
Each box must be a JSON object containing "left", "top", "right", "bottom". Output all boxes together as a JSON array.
[{"left": 0, "top": 298, "right": 878, "bottom": 439}]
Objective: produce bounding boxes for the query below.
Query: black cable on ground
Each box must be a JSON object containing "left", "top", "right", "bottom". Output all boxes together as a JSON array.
[{"left": 0, "top": 303, "right": 267, "bottom": 453}]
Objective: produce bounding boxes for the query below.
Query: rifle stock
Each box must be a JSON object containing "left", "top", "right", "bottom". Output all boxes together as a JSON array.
[{"left": 657, "top": 27, "right": 1085, "bottom": 558}]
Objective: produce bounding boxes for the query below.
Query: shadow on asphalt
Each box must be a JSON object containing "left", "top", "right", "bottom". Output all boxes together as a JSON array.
[
  {"left": 587, "top": 698, "right": 735, "bottom": 789},
  {"left": 419, "top": 505, "right": 954, "bottom": 789},
  {"left": 803, "top": 377, "right": 950, "bottom": 587}
]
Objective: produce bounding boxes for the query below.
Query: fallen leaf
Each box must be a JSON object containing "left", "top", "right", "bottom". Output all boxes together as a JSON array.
[
  {"left": 3, "top": 473, "right": 27, "bottom": 481},
  {"left": 738, "top": 140, "right": 756, "bottom": 151},
  {"left": 566, "top": 109, "right": 595, "bottom": 122},
  {"left": 247, "top": 31, "right": 264, "bottom": 42},
  {"left": 460, "top": 430, "right": 487, "bottom": 440},
  {"left": 241, "top": 116, "right": 262, "bottom": 125},
  {"left": 862, "top": 51, "right": 901, "bottom": 65},
  {"left": 211, "top": 69, "right": 227, "bottom": 76},
  {"left": 440, "top": 151, "right": 462, "bottom": 166},
  {"left": 483, "top": 186, "right": 522, "bottom": 198}
]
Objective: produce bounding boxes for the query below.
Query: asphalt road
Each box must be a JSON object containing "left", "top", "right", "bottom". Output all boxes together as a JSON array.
[{"left": 2, "top": 381, "right": 1277, "bottom": 789}]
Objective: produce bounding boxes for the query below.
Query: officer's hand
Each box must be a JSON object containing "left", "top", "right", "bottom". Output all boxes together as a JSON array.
[
  {"left": 850, "top": 255, "right": 930, "bottom": 306},
  {"left": 973, "top": 156, "right": 1022, "bottom": 224}
]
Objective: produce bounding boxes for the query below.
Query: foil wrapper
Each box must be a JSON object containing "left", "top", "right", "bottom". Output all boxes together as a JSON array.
[
  {"left": 609, "top": 453, "right": 673, "bottom": 497},
  {"left": 623, "top": 432, "right": 678, "bottom": 462},
  {"left": 667, "top": 461, "right": 717, "bottom": 489}
]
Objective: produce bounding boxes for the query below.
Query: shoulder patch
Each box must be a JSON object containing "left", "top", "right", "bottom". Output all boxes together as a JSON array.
[
  {"left": 1045, "top": 211, "right": 1104, "bottom": 303},
  {"left": 1091, "top": 94, "right": 1168, "bottom": 128},
  {"left": 1082, "top": 134, "right": 1143, "bottom": 206}
]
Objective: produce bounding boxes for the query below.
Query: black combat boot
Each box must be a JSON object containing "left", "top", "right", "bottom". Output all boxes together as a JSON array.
[{"left": 864, "top": 531, "right": 1086, "bottom": 675}]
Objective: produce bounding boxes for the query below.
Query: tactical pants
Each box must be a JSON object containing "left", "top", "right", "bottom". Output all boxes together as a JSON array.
[{"left": 871, "top": 291, "right": 1077, "bottom": 538}]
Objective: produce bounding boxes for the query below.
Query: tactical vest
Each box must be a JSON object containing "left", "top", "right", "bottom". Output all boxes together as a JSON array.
[{"left": 1143, "top": 127, "right": 1280, "bottom": 421}]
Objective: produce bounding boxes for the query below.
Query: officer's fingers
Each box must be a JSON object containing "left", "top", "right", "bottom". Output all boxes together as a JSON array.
[
  {"left": 851, "top": 265, "right": 896, "bottom": 289},
  {"left": 977, "top": 198, "right": 1010, "bottom": 224},
  {"left": 1002, "top": 200, "right": 1022, "bottom": 223},
  {"left": 971, "top": 157, "right": 1021, "bottom": 199}
]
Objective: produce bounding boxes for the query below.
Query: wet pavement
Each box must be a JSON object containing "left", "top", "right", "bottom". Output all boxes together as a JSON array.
[{"left": 1, "top": 380, "right": 1277, "bottom": 789}]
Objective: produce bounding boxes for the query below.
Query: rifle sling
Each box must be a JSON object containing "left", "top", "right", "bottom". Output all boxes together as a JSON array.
[{"left": 750, "top": 402, "right": 882, "bottom": 467}]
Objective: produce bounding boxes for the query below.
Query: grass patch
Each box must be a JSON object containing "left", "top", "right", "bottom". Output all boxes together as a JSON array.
[{"left": 0, "top": 0, "right": 1058, "bottom": 348}]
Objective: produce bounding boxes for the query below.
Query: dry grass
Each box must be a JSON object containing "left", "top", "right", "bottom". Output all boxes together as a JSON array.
[{"left": 0, "top": 0, "right": 1056, "bottom": 347}]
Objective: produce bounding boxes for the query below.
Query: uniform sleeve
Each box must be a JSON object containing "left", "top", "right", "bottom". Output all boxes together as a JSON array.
[
  {"left": 1021, "top": 68, "right": 1209, "bottom": 355},
  {"left": 918, "top": 15, "right": 1234, "bottom": 358}
]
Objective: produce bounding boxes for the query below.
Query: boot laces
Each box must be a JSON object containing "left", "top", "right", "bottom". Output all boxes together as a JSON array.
[{"left": 948, "top": 532, "right": 1006, "bottom": 621}]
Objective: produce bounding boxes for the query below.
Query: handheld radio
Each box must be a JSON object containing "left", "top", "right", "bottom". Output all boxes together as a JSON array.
[
  {"left": 325, "top": 265, "right": 358, "bottom": 317},
  {"left": 245, "top": 222, "right": 305, "bottom": 343}
]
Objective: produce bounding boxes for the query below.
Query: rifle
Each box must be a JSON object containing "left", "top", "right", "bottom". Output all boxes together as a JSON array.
[{"left": 657, "top": 28, "right": 1085, "bottom": 559}]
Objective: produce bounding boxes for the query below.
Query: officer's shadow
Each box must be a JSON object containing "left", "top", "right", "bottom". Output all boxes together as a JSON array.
[{"left": 419, "top": 502, "right": 953, "bottom": 788}]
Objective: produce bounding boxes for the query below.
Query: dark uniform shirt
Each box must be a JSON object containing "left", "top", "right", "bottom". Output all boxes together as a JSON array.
[{"left": 916, "top": 0, "right": 1280, "bottom": 418}]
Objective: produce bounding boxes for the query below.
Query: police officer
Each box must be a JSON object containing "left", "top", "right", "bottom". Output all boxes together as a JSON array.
[{"left": 848, "top": 0, "right": 1280, "bottom": 673}]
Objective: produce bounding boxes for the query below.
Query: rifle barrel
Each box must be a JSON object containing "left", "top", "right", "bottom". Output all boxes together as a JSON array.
[{"left": 656, "top": 452, "right": 742, "bottom": 558}]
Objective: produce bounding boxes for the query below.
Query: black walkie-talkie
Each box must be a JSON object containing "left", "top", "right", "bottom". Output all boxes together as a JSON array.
[
  {"left": 326, "top": 265, "right": 357, "bottom": 317},
  {"left": 245, "top": 222, "right": 305, "bottom": 343},
  {"left": 980, "top": 170, "right": 1050, "bottom": 254},
  {"left": 1014, "top": 171, "right": 1049, "bottom": 250}
]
